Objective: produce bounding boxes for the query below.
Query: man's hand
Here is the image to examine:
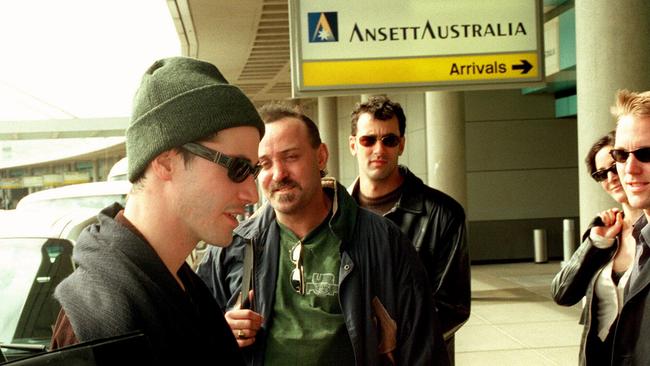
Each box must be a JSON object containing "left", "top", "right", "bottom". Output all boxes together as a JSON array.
[{"left": 225, "top": 290, "right": 264, "bottom": 348}]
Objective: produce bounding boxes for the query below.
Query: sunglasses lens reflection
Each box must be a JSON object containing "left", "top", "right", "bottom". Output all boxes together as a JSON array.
[
  {"left": 228, "top": 159, "right": 260, "bottom": 183},
  {"left": 291, "top": 243, "right": 301, "bottom": 263},
  {"left": 358, "top": 134, "right": 400, "bottom": 148},
  {"left": 228, "top": 161, "right": 247, "bottom": 183},
  {"left": 290, "top": 267, "right": 303, "bottom": 293},
  {"left": 595, "top": 172, "right": 607, "bottom": 182},
  {"left": 381, "top": 135, "right": 400, "bottom": 147},
  {"left": 358, "top": 136, "right": 377, "bottom": 147},
  {"left": 610, "top": 149, "right": 629, "bottom": 163}
]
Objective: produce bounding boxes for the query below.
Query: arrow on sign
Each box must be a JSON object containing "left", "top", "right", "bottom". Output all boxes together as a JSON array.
[{"left": 511, "top": 60, "right": 533, "bottom": 74}]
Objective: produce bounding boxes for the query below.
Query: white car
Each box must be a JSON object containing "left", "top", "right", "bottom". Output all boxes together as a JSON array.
[
  {"left": 107, "top": 157, "right": 128, "bottom": 182},
  {"left": 16, "top": 181, "right": 131, "bottom": 213},
  {"left": 0, "top": 208, "right": 100, "bottom": 362}
]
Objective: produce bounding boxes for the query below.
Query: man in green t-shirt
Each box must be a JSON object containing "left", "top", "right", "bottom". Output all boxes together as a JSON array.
[{"left": 197, "top": 103, "right": 449, "bottom": 366}]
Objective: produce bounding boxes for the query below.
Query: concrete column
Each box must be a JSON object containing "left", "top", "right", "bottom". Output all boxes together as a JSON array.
[
  {"left": 425, "top": 91, "right": 467, "bottom": 209},
  {"left": 576, "top": 0, "right": 650, "bottom": 233},
  {"left": 93, "top": 158, "right": 100, "bottom": 182},
  {"left": 318, "top": 96, "right": 339, "bottom": 179}
]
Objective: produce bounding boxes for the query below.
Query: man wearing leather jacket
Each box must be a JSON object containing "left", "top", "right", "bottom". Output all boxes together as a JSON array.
[
  {"left": 603, "top": 89, "right": 650, "bottom": 365},
  {"left": 348, "top": 96, "right": 471, "bottom": 364}
]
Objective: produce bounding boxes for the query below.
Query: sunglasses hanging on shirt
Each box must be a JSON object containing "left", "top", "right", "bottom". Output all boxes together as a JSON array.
[{"left": 289, "top": 240, "right": 305, "bottom": 295}]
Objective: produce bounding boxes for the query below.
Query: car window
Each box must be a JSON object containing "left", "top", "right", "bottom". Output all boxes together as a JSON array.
[{"left": 0, "top": 238, "right": 74, "bottom": 345}]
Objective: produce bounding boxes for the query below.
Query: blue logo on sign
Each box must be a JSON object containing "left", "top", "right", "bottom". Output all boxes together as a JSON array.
[{"left": 308, "top": 12, "right": 338, "bottom": 43}]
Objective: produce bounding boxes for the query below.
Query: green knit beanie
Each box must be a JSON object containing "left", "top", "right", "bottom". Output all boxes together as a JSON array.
[{"left": 125, "top": 56, "right": 265, "bottom": 182}]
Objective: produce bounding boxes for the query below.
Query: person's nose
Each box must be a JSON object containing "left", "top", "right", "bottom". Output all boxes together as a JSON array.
[
  {"left": 625, "top": 153, "right": 643, "bottom": 175},
  {"left": 372, "top": 139, "right": 386, "bottom": 154},
  {"left": 271, "top": 160, "right": 288, "bottom": 182}
]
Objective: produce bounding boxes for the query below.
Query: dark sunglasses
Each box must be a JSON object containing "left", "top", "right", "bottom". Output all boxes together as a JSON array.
[
  {"left": 181, "top": 142, "right": 261, "bottom": 183},
  {"left": 289, "top": 240, "right": 305, "bottom": 295},
  {"left": 357, "top": 133, "right": 401, "bottom": 148},
  {"left": 591, "top": 164, "right": 617, "bottom": 182},
  {"left": 610, "top": 147, "right": 650, "bottom": 164}
]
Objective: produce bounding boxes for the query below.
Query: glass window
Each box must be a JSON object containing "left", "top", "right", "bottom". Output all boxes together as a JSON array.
[{"left": 0, "top": 238, "right": 73, "bottom": 344}]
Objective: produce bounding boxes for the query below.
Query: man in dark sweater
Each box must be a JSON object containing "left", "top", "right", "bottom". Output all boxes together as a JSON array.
[
  {"left": 348, "top": 96, "right": 471, "bottom": 364},
  {"left": 50, "top": 57, "right": 265, "bottom": 365}
]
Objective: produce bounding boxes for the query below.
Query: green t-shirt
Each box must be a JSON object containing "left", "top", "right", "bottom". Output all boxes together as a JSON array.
[{"left": 263, "top": 218, "right": 355, "bottom": 366}]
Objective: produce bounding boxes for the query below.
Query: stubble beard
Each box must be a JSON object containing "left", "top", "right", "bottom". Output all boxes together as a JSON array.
[
  {"left": 276, "top": 191, "right": 296, "bottom": 204},
  {"left": 270, "top": 189, "right": 301, "bottom": 215}
]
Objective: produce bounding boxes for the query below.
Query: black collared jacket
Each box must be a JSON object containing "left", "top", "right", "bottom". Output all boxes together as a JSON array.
[
  {"left": 551, "top": 216, "right": 617, "bottom": 365},
  {"left": 348, "top": 166, "right": 471, "bottom": 338},
  {"left": 197, "top": 178, "right": 449, "bottom": 366},
  {"left": 552, "top": 214, "right": 650, "bottom": 365}
]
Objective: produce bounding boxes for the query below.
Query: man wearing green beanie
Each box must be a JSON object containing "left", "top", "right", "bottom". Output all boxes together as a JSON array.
[{"left": 50, "top": 56, "right": 264, "bottom": 365}]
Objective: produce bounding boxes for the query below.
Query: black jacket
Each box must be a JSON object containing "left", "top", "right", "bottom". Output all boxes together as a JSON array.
[
  {"left": 614, "top": 215, "right": 650, "bottom": 365},
  {"left": 197, "top": 179, "right": 449, "bottom": 366},
  {"left": 349, "top": 166, "right": 471, "bottom": 338},
  {"left": 551, "top": 217, "right": 617, "bottom": 366},
  {"left": 552, "top": 215, "right": 650, "bottom": 366},
  {"left": 54, "top": 203, "right": 243, "bottom": 365}
]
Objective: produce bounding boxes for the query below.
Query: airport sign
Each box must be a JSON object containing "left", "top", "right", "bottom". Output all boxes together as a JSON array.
[{"left": 289, "top": 0, "right": 544, "bottom": 96}]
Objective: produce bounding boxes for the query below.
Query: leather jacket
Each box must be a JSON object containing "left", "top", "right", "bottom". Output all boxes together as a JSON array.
[
  {"left": 551, "top": 218, "right": 617, "bottom": 366},
  {"left": 349, "top": 166, "right": 471, "bottom": 338},
  {"left": 197, "top": 178, "right": 449, "bottom": 366},
  {"left": 552, "top": 215, "right": 650, "bottom": 365}
]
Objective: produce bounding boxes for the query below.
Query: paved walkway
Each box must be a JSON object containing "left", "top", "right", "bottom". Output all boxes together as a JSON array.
[{"left": 456, "top": 261, "right": 583, "bottom": 366}]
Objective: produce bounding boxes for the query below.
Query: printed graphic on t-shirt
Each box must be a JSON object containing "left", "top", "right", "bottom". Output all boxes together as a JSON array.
[{"left": 306, "top": 272, "right": 338, "bottom": 297}]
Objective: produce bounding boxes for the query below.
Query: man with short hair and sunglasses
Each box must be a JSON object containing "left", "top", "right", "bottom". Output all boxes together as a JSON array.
[
  {"left": 197, "top": 103, "right": 449, "bottom": 365},
  {"left": 589, "top": 89, "right": 650, "bottom": 365},
  {"left": 50, "top": 57, "right": 264, "bottom": 365},
  {"left": 552, "top": 130, "right": 641, "bottom": 365},
  {"left": 347, "top": 96, "right": 470, "bottom": 364}
]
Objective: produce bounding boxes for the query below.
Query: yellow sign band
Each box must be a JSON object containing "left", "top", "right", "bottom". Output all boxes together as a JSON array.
[{"left": 302, "top": 52, "right": 538, "bottom": 87}]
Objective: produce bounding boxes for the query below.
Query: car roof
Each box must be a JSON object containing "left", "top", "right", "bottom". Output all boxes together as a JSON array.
[
  {"left": 16, "top": 180, "right": 131, "bottom": 208},
  {"left": 0, "top": 207, "right": 100, "bottom": 240},
  {"left": 107, "top": 157, "right": 128, "bottom": 181}
]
